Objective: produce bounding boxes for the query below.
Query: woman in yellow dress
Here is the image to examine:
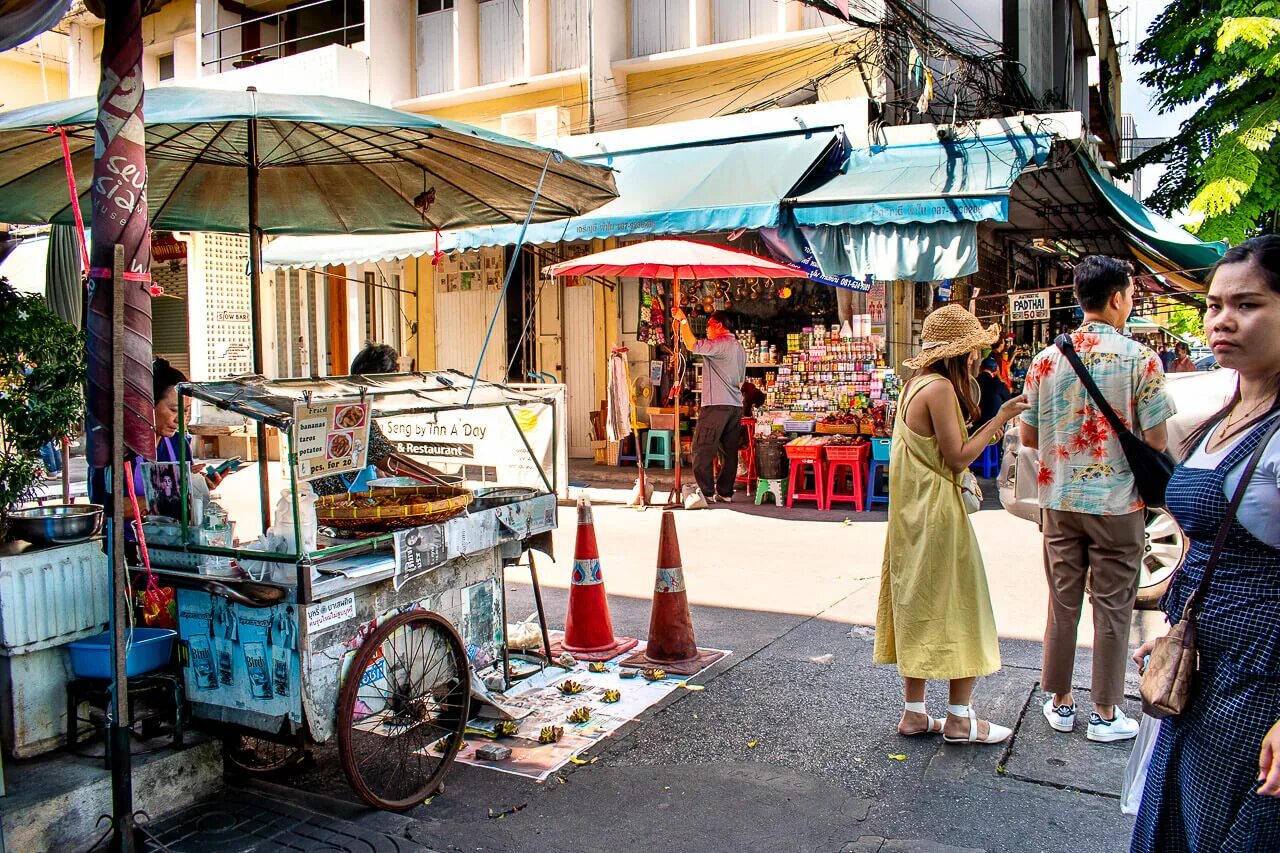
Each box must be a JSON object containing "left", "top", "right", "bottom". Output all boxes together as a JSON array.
[{"left": 874, "top": 305, "right": 1029, "bottom": 744}]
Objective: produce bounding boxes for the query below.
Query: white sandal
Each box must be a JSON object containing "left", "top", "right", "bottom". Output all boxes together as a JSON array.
[
  {"left": 942, "top": 704, "right": 1012, "bottom": 745},
  {"left": 898, "top": 702, "right": 945, "bottom": 737}
]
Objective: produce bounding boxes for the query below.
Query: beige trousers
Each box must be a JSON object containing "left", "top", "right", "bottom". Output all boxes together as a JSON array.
[{"left": 1041, "top": 508, "right": 1145, "bottom": 706}]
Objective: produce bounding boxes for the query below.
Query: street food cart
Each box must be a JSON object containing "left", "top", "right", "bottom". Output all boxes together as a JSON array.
[{"left": 141, "top": 370, "right": 559, "bottom": 810}]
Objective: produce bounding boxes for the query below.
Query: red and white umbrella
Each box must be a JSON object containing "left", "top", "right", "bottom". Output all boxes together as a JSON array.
[{"left": 546, "top": 239, "right": 800, "bottom": 506}]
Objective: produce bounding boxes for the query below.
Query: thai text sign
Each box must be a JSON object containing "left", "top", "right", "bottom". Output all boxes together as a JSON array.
[{"left": 1010, "top": 291, "right": 1050, "bottom": 322}]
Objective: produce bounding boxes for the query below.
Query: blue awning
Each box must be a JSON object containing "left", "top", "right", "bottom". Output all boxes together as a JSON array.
[
  {"left": 451, "top": 130, "right": 844, "bottom": 250},
  {"left": 264, "top": 128, "right": 844, "bottom": 267},
  {"left": 790, "top": 131, "right": 1052, "bottom": 226},
  {"left": 1080, "top": 156, "right": 1226, "bottom": 284}
]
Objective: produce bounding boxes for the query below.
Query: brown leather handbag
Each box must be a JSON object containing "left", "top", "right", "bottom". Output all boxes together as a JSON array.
[{"left": 1140, "top": 415, "right": 1280, "bottom": 718}]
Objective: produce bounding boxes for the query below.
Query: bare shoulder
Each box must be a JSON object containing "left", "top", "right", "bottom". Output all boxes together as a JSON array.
[{"left": 914, "top": 375, "right": 956, "bottom": 401}]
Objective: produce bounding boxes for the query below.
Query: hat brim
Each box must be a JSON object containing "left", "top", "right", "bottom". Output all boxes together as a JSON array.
[{"left": 903, "top": 322, "right": 1001, "bottom": 371}]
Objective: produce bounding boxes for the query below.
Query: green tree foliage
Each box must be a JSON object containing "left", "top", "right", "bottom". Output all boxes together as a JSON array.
[
  {"left": 1123, "top": 3, "right": 1280, "bottom": 244},
  {"left": 0, "top": 277, "right": 85, "bottom": 538}
]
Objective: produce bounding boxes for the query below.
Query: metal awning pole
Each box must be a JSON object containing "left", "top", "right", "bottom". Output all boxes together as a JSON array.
[
  {"left": 108, "top": 244, "right": 136, "bottom": 853},
  {"left": 247, "top": 89, "right": 271, "bottom": 532}
]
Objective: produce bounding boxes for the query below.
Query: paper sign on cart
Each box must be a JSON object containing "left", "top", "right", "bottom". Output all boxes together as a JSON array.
[
  {"left": 393, "top": 523, "right": 448, "bottom": 591},
  {"left": 306, "top": 592, "right": 356, "bottom": 634},
  {"left": 292, "top": 398, "right": 371, "bottom": 481}
]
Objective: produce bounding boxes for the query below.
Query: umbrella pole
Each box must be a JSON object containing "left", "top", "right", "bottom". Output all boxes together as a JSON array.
[
  {"left": 667, "top": 273, "right": 683, "bottom": 507},
  {"left": 108, "top": 245, "right": 136, "bottom": 853},
  {"left": 246, "top": 101, "right": 271, "bottom": 533}
]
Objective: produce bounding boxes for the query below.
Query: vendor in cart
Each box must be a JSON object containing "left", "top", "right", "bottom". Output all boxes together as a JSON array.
[
  {"left": 311, "top": 343, "right": 450, "bottom": 496},
  {"left": 672, "top": 309, "right": 747, "bottom": 503}
]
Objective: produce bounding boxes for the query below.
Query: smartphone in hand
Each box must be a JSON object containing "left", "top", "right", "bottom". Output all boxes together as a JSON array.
[{"left": 211, "top": 456, "right": 244, "bottom": 477}]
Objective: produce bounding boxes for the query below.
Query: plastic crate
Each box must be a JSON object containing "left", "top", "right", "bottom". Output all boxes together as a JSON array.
[
  {"left": 66, "top": 628, "right": 176, "bottom": 679},
  {"left": 785, "top": 440, "right": 826, "bottom": 461},
  {"left": 824, "top": 444, "right": 868, "bottom": 462}
]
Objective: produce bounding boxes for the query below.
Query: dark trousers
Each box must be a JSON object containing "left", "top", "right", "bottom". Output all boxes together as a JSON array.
[{"left": 692, "top": 405, "right": 741, "bottom": 498}]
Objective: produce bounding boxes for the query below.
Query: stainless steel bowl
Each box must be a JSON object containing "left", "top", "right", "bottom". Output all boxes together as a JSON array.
[{"left": 7, "top": 504, "right": 105, "bottom": 545}]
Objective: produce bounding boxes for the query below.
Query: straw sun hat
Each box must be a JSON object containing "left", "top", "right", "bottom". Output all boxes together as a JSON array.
[{"left": 903, "top": 304, "right": 1001, "bottom": 371}]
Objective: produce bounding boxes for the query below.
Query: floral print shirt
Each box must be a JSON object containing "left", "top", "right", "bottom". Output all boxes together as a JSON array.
[{"left": 1021, "top": 322, "right": 1175, "bottom": 516}]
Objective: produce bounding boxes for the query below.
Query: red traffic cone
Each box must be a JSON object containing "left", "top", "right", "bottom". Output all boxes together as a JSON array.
[
  {"left": 621, "top": 510, "right": 726, "bottom": 676},
  {"left": 554, "top": 498, "right": 638, "bottom": 661}
]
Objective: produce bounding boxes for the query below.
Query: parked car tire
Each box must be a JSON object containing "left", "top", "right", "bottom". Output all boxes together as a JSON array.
[{"left": 1135, "top": 506, "right": 1186, "bottom": 610}]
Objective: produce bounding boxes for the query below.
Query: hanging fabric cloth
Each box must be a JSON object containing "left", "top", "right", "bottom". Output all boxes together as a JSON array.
[{"left": 606, "top": 347, "right": 633, "bottom": 443}]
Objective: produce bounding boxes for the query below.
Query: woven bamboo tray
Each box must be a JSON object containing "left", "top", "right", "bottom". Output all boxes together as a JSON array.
[{"left": 316, "top": 485, "right": 473, "bottom": 531}]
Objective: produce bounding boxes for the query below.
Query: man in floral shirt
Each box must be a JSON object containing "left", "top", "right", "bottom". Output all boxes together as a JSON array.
[{"left": 1020, "top": 256, "right": 1175, "bottom": 745}]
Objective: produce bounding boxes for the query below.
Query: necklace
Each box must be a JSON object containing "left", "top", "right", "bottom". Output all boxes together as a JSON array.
[{"left": 1212, "top": 398, "right": 1273, "bottom": 449}]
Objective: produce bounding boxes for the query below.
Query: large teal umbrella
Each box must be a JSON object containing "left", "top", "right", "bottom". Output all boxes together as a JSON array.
[
  {"left": 0, "top": 86, "right": 617, "bottom": 235},
  {"left": 0, "top": 85, "right": 617, "bottom": 375}
]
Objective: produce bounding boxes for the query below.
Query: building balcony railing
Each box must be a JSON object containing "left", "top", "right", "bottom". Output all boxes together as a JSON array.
[{"left": 200, "top": 0, "right": 364, "bottom": 73}]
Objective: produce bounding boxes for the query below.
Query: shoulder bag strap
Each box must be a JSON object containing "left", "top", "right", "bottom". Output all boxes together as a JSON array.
[
  {"left": 1055, "top": 334, "right": 1131, "bottom": 437},
  {"left": 1186, "top": 414, "right": 1280, "bottom": 621}
]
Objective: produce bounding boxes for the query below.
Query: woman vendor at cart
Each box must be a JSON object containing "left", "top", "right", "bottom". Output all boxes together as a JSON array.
[{"left": 310, "top": 343, "right": 449, "bottom": 496}]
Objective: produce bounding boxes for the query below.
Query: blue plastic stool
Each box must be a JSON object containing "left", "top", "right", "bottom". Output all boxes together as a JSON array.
[
  {"left": 867, "top": 438, "right": 891, "bottom": 509},
  {"left": 620, "top": 429, "right": 645, "bottom": 466},
  {"left": 970, "top": 443, "right": 1000, "bottom": 478},
  {"left": 645, "top": 430, "right": 674, "bottom": 469}
]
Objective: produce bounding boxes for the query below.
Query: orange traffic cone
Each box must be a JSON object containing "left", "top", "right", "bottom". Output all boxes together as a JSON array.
[
  {"left": 621, "top": 510, "right": 726, "bottom": 676},
  {"left": 552, "top": 498, "right": 638, "bottom": 662}
]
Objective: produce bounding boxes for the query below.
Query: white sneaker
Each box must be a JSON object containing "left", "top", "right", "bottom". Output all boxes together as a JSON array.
[
  {"left": 1087, "top": 707, "right": 1140, "bottom": 743},
  {"left": 1043, "top": 697, "right": 1076, "bottom": 732}
]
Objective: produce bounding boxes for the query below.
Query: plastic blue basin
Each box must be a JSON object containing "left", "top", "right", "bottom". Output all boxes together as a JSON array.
[{"left": 66, "top": 628, "right": 177, "bottom": 679}]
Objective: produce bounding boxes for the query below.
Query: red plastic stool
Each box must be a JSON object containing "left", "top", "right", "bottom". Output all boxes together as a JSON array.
[
  {"left": 735, "top": 418, "right": 757, "bottom": 489},
  {"left": 785, "top": 443, "right": 827, "bottom": 510},
  {"left": 824, "top": 444, "right": 868, "bottom": 511}
]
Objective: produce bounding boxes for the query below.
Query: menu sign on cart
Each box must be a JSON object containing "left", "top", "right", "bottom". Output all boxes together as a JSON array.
[{"left": 292, "top": 398, "right": 372, "bottom": 481}]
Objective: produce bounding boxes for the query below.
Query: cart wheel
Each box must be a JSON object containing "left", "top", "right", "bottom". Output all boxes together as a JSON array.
[
  {"left": 224, "top": 732, "right": 307, "bottom": 775},
  {"left": 337, "top": 610, "right": 470, "bottom": 811}
]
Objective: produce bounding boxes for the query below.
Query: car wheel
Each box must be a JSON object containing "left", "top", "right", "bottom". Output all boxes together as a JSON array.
[{"left": 1135, "top": 507, "right": 1186, "bottom": 610}]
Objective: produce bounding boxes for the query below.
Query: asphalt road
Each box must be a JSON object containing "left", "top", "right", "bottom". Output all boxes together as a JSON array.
[{"left": 263, "top": 497, "right": 1159, "bottom": 853}]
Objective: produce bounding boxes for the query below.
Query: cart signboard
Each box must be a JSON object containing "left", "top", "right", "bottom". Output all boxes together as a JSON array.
[
  {"left": 293, "top": 398, "right": 372, "bottom": 481},
  {"left": 1010, "top": 291, "right": 1050, "bottom": 322},
  {"left": 379, "top": 401, "right": 555, "bottom": 490}
]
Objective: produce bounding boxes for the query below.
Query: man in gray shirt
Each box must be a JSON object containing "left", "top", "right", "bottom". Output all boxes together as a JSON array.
[{"left": 673, "top": 308, "right": 747, "bottom": 502}]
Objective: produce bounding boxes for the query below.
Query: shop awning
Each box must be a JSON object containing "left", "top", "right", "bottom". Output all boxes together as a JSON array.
[
  {"left": 264, "top": 129, "right": 843, "bottom": 267},
  {"left": 788, "top": 131, "right": 1053, "bottom": 226},
  {"left": 1080, "top": 157, "right": 1227, "bottom": 288}
]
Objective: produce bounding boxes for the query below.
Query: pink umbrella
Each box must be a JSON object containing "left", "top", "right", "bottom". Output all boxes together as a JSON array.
[{"left": 545, "top": 239, "right": 801, "bottom": 506}]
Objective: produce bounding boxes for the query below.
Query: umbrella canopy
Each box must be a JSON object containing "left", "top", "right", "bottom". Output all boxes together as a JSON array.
[
  {"left": 0, "top": 86, "right": 618, "bottom": 235},
  {"left": 543, "top": 238, "right": 802, "bottom": 281}
]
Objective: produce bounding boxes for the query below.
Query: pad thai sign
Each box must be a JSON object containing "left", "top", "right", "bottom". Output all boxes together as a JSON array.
[
  {"left": 292, "top": 399, "right": 371, "bottom": 481},
  {"left": 1010, "top": 291, "right": 1050, "bottom": 321}
]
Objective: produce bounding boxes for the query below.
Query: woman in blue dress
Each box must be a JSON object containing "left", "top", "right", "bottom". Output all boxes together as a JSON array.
[{"left": 1132, "top": 235, "right": 1280, "bottom": 851}]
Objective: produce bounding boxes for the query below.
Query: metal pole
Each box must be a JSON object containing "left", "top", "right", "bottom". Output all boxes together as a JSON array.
[
  {"left": 587, "top": 0, "right": 596, "bottom": 134},
  {"left": 109, "top": 244, "right": 135, "bottom": 853},
  {"left": 527, "top": 551, "right": 553, "bottom": 665},
  {"left": 246, "top": 88, "right": 272, "bottom": 533}
]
